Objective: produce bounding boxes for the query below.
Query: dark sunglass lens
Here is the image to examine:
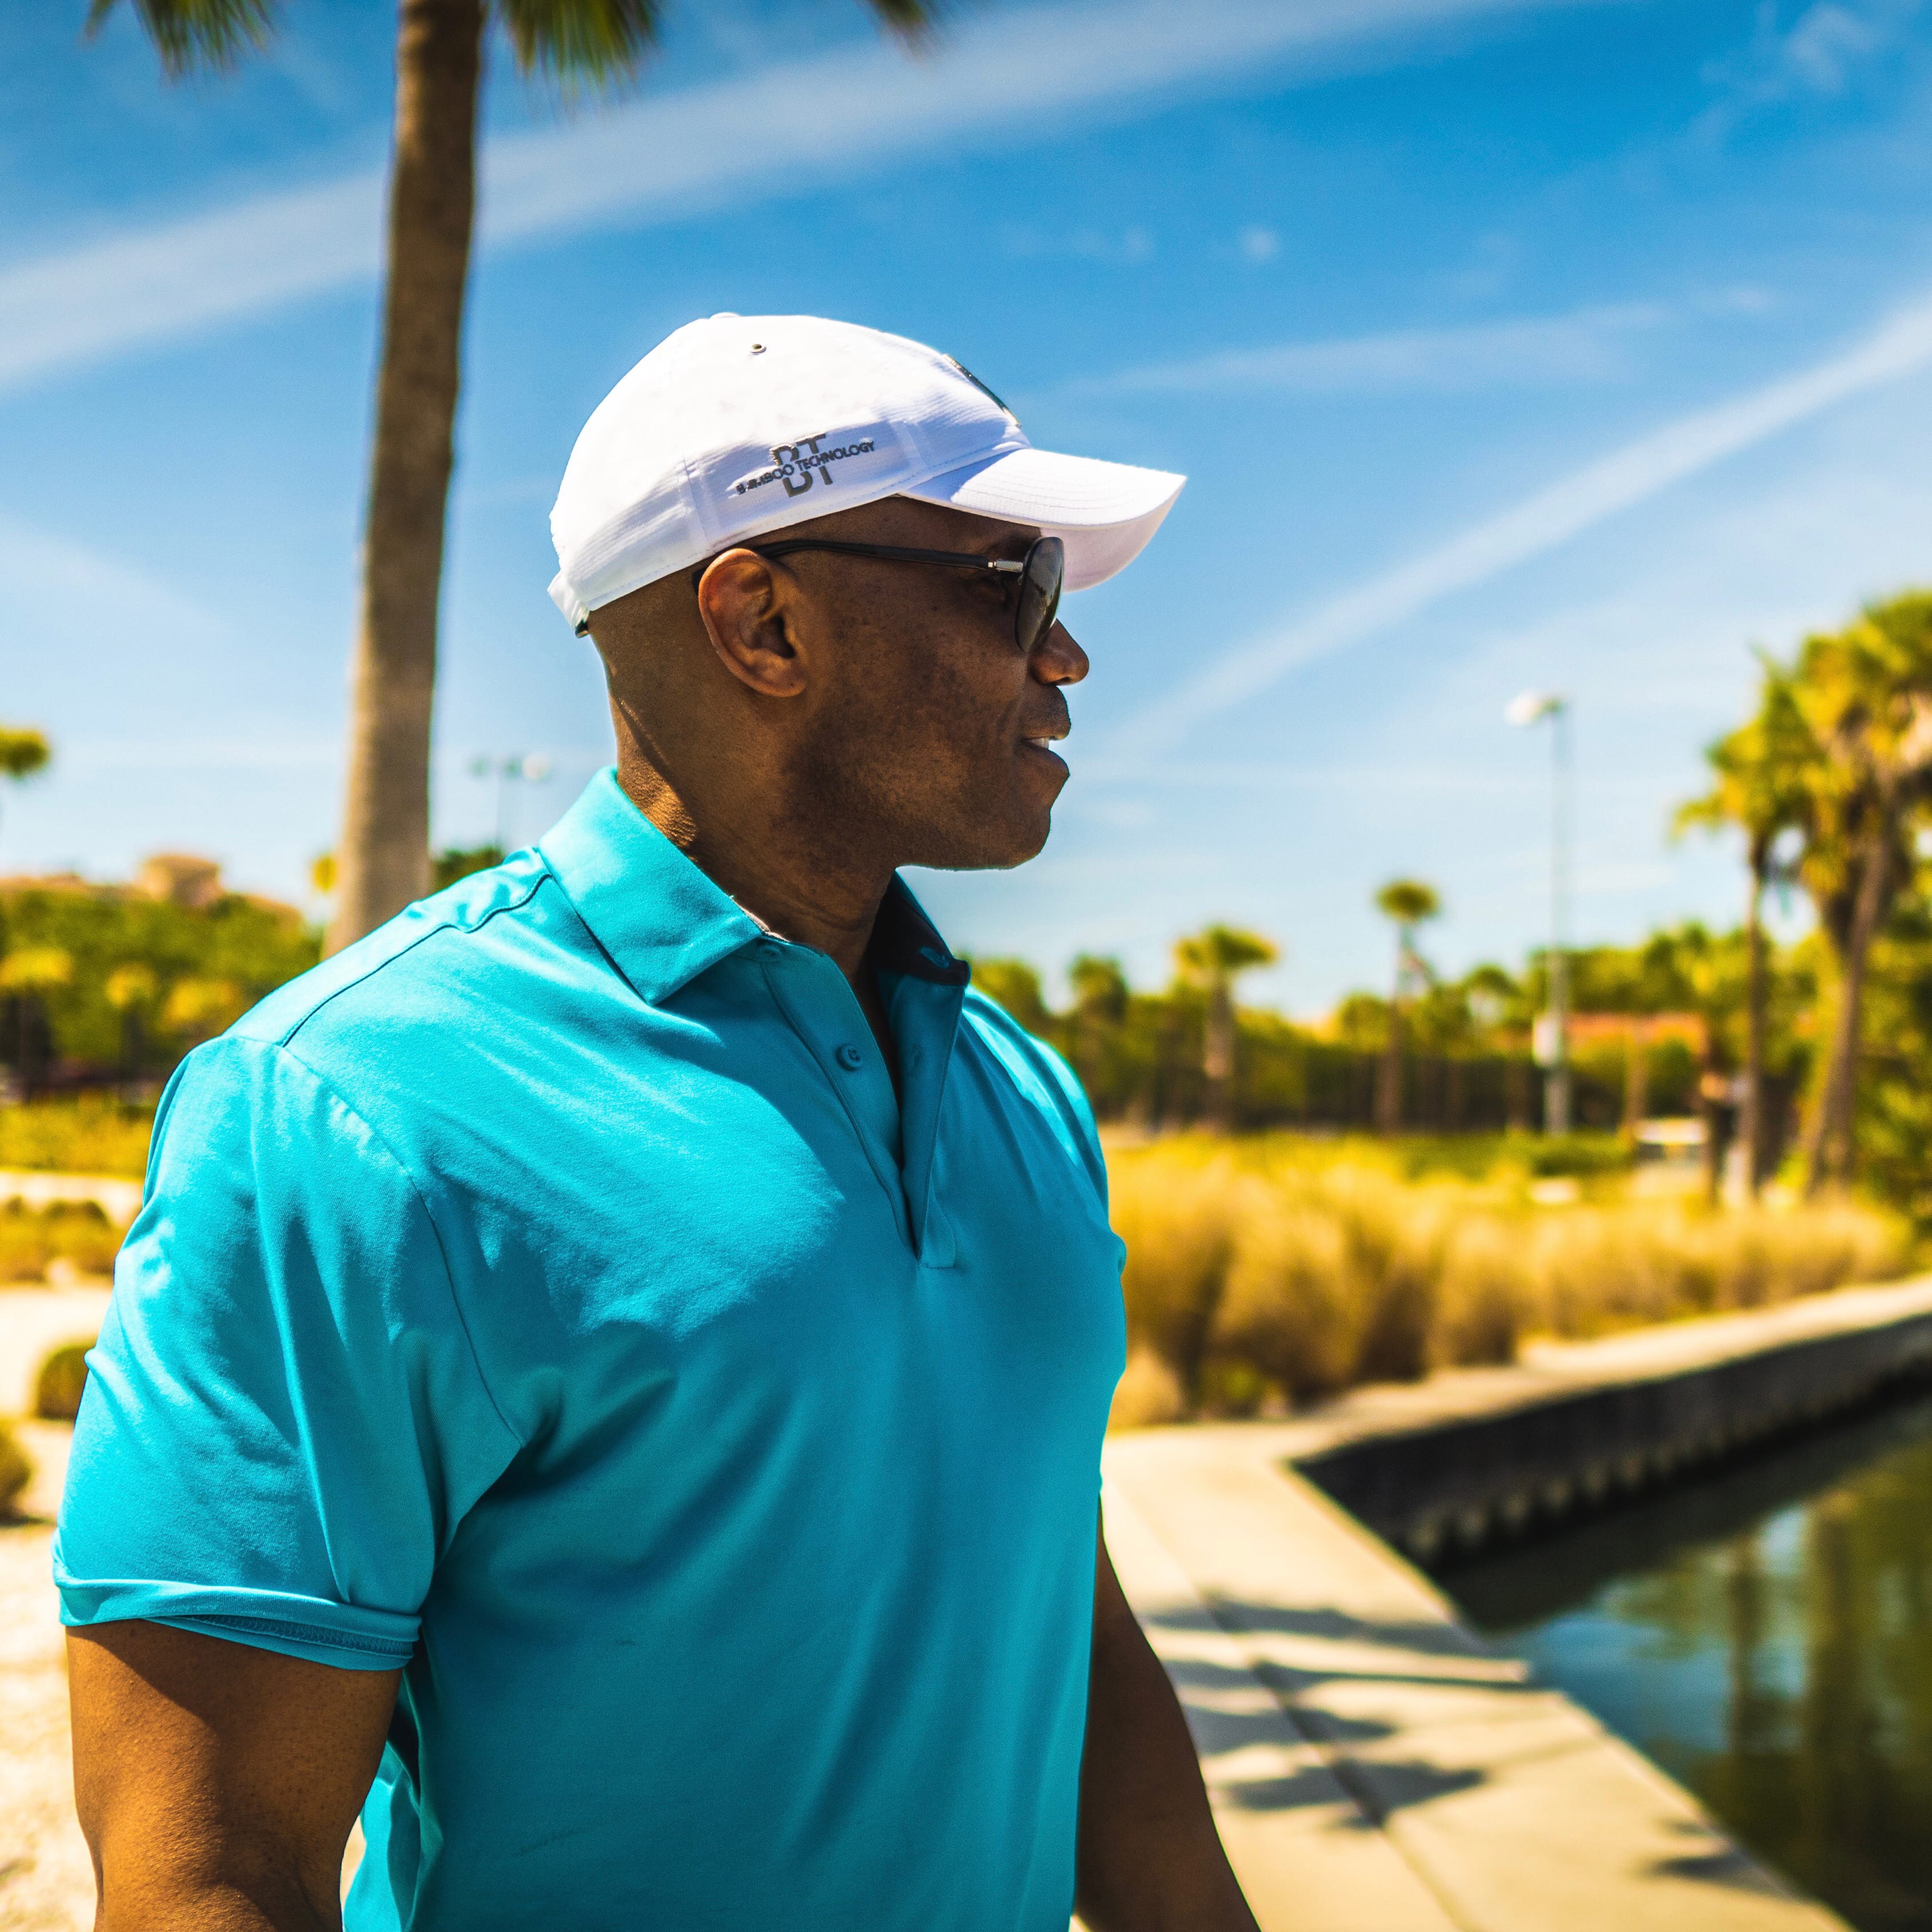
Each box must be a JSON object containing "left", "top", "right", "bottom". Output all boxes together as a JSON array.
[{"left": 1015, "top": 537, "right": 1065, "bottom": 654}]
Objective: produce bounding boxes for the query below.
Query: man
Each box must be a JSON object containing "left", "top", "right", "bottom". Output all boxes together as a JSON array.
[{"left": 58, "top": 314, "right": 1257, "bottom": 1932}]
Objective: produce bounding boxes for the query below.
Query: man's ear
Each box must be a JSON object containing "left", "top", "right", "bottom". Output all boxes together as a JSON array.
[{"left": 694, "top": 551, "right": 809, "bottom": 699}]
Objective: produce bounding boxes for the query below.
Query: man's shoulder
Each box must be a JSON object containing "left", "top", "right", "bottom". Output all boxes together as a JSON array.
[
  {"left": 232, "top": 852, "right": 573, "bottom": 1057},
  {"left": 958, "top": 988, "right": 1107, "bottom": 1195}
]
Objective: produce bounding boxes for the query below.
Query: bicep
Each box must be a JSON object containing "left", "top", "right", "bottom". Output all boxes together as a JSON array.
[{"left": 69, "top": 1621, "right": 399, "bottom": 1929}]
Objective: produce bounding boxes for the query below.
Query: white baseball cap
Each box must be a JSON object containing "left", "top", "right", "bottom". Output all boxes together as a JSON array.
[{"left": 548, "top": 313, "right": 1185, "bottom": 632}]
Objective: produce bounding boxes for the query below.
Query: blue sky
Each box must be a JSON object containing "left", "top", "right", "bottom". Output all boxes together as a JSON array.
[{"left": 5, "top": 0, "right": 1932, "bottom": 1011}]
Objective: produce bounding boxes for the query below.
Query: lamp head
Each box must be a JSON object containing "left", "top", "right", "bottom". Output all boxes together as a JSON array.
[{"left": 1506, "top": 690, "right": 1565, "bottom": 727}]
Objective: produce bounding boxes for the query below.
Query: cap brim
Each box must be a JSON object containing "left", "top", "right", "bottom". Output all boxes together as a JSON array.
[{"left": 902, "top": 446, "right": 1184, "bottom": 591}]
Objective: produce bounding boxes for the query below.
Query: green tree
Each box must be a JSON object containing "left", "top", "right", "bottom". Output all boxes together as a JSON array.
[
  {"left": 969, "top": 958, "right": 1050, "bottom": 1035},
  {"left": 0, "top": 944, "right": 73, "bottom": 1090},
  {"left": 1065, "top": 953, "right": 1129, "bottom": 1108},
  {"left": 1676, "top": 658, "right": 1819, "bottom": 1193},
  {"left": 100, "top": 0, "right": 935, "bottom": 955},
  {"left": 1174, "top": 925, "right": 1278, "bottom": 1132},
  {"left": 1787, "top": 596, "right": 1932, "bottom": 1193},
  {"left": 0, "top": 724, "right": 50, "bottom": 857},
  {"left": 1371, "top": 879, "right": 1439, "bottom": 1134},
  {"left": 1640, "top": 923, "right": 1749, "bottom": 1203}
]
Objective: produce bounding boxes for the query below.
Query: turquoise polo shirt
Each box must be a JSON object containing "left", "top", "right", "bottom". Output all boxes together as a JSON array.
[{"left": 55, "top": 769, "right": 1126, "bottom": 1932}]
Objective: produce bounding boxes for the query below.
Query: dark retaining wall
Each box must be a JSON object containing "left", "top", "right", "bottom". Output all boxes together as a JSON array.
[{"left": 1296, "top": 1307, "right": 1932, "bottom": 1567}]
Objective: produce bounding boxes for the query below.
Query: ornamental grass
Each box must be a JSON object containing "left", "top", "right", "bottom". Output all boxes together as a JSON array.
[
  {"left": 0, "top": 1199, "right": 127, "bottom": 1285},
  {"left": 1106, "top": 1136, "right": 1911, "bottom": 1429}
]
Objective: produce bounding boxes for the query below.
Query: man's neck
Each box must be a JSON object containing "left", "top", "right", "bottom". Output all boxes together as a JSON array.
[{"left": 615, "top": 750, "right": 889, "bottom": 984}]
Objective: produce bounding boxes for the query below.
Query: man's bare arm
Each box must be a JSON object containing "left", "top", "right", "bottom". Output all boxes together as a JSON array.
[
  {"left": 68, "top": 1622, "right": 401, "bottom": 1932},
  {"left": 1075, "top": 1523, "right": 1260, "bottom": 1932}
]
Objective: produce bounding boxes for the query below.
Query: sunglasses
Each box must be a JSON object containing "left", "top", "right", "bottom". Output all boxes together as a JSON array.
[{"left": 686, "top": 535, "right": 1066, "bottom": 657}]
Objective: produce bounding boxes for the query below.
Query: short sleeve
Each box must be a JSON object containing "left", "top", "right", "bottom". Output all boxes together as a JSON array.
[{"left": 54, "top": 1035, "right": 522, "bottom": 1670}]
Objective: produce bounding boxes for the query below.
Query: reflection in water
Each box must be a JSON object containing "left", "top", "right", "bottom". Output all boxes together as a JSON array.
[{"left": 1447, "top": 1391, "right": 1932, "bottom": 1932}]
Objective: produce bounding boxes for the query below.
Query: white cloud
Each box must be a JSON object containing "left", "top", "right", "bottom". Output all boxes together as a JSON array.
[
  {"left": 1100, "top": 279, "right": 1932, "bottom": 759},
  {"left": 0, "top": 0, "right": 1622, "bottom": 397},
  {"left": 1078, "top": 300, "right": 1669, "bottom": 398},
  {"left": 1699, "top": 0, "right": 1919, "bottom": 129},
  {"left": 1238, "top": 225, "right": 1281, "bottom": 262},
  {"left": 0, "top": 512, "right": 232, "bottom": 644},
  {"left": 1000, "top": 223, "right": 1157, "bottom": 264}
]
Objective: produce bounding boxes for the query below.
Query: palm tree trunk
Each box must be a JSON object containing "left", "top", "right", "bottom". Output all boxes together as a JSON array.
[
  {"left": 1203, "top": 980, "right": 1234, "bottom": 1133},
  {"left": 1742, "top": 848, "right": 1768, "bottom": 1195},
  {"left": 1375, "top": 939, "right": 1404, "bottom": 1135},
  {"left": 1375, "top": 1001, "right": 1403, "bottom": 1134},
  {"left": 1620, "top": 1016, "right": 1646, "bottom": 1145},
  {"left": 1804, "top": 821, "right": 1891, "bottom": 1196},
  {"left": 327, "top": 0, "right": 484, "bottom": 953}
]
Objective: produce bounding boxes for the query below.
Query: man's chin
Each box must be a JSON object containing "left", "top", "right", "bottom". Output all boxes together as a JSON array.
[{"left": 913, "top": 808, "right": 1054, "bottom": 875}]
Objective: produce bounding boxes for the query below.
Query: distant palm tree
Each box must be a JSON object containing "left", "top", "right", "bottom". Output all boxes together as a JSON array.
[
  {"left": 0, "top": 726, "right": 50, "bottom": 851},
  {"left": 1786, "top": 597, "right": 1932, "bottom": 1193},
  {"left": 0, "top": 944, "right": 73, "bottom": 1094},
  {"left": 1674, "top": 658, "right": 1816, "bottom": 1194},
  {"left": 97, "top": 0, "right": 936, "bottom": 953},
  {"left": 1372, "top": 879, "right": 1439, "bottom": 1135},
  {"left": 1174, "top": 925, "right": 1277, "bottom": 1133}
]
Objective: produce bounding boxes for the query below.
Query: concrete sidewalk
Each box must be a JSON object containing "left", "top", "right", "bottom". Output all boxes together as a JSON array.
[{"left": 1104, "top": 1425, "right": 1850, "bottom": 1932}]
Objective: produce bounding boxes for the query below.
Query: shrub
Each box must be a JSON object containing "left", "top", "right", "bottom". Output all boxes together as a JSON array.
[
  {"left": 1108, "top": 1348, "right": 1187, "bottom": 1430},
  {"left": 0, "top": 1422, "right": 29, "bottom": 1515},
  {"left": 1212, "top": 1200, "right": 1353, "bottom": 1401},
  {"left": 1111, "top": 1155, "right": 1246, "bottom": 1401},
  {"left": 0, "top": 1199, "right": 128, "bottom": 1284},
  {"left": 1437, "top": 1217, "right": 1529, "bottom": 1367},
  {"left": 0, "top": 1097, "right": 151, "bottom": 1177},
  {"left": 1106, "top": 1135, "right": 1914, "bottom": 1424},
  {"left": 34, "top": 1341, "right": 91, "bottom": 1421}
]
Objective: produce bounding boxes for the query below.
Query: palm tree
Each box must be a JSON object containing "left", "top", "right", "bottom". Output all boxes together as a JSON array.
[
  {"left": 105, "top": 962, "right": 160, "bottom": 1091},
  {"left": 1174, "top": 924, "right": 1277, "bottom": 1133},
  {"left": 1674, "top": 659, "right": 1817, "bottom": 1195},
  {"left": 0, "top": 725, "right": 50, "bottom": 849},
  {"left": 1372, "top": 879, "right": 1438, "bottom": 1135},
  {"left": 1067, "top": 952, "right": 1128, "bottom": 1107},
  {"left": 99, "top": 0, "right": 935, "bottom": 954},
  {"left": 0, "top": 944, "right": 73, "bottom": 1095},
  {"left": 1788, "top": 596, "right": 1932, "bottom": 1194}
]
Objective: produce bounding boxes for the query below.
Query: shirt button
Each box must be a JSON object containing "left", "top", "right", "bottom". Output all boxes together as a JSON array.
[{"left": 835, "top": 1043, "right": 865, "bottom": 1071}]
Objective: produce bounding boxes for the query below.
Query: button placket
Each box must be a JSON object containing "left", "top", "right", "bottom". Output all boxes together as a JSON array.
[{"left": 756, "top": 944, "right": 912, "bottom": 1246}]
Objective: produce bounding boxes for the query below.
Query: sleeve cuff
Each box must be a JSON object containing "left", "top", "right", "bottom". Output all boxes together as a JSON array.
[{"left": 55, "top": 1565, "right": 419, "bottom": 1672}]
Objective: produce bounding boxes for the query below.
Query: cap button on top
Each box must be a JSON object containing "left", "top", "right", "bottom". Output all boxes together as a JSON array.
[{"left": 836, "top": 1043, "right": 865, "bottom": 1071}]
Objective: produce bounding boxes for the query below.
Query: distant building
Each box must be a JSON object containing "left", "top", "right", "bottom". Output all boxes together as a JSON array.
[
  {"left": 0, "top": 856, "right": 302, "bottom": 926},
  {"left": 1566, "top": 1012, "right": 1707, "bottom": 1052},
  {"left": 134, "top": 853, "right": 224, "bottom": 910}
]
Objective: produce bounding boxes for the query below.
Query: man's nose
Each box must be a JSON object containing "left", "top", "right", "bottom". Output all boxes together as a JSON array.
[{"left": 1032, "top": 623, "right": 1088, "bottom": 686}]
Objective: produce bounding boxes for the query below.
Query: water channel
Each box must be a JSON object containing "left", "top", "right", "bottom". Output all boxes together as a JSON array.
[{"left": 1446, "top": 1389, "right": 1932, "bottom": 1932}]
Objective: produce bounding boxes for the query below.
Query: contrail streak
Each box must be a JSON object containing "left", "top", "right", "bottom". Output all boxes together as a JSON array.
[
  {"left": 0, "top": 0, "right": 1614, "bottom": 396},
  {"left": 1103, "top": 284, "right": 1932, "bottom": 759}
]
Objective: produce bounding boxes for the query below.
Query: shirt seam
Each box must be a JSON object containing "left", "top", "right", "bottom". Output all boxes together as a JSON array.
[
  {"left": 271, "top": 870, "right": 552, "bottom": 1054},
  {"left": 240, "top": 1035, "right": 528, "bottom": 1455},
  {"left": 162, "top": 1612, "right": 417, "bottom": 1660}
]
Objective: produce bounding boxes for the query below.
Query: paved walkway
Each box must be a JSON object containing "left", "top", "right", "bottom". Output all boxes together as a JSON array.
[
  {"left": 1104, "top": 1425, "right": 1849, "bottom": 1931},
  {"left": 0, "top": 1426, "right": 93, "bottom": 1932}
]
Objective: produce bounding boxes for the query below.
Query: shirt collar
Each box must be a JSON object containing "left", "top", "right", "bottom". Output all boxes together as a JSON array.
[{"left": 539, "top": 769, "right": 969, "bottom": 1004}]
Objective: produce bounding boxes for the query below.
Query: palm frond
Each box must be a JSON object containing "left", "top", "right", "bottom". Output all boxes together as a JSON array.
[
  {"left": 862, "top": 0, "right": 954, "bottom": 46},
  {"left": 493, "top": 0, "right": 663, "bottom": 88},
  {"left": 86, "top": 0, "right": 279, "bottom": 76}
]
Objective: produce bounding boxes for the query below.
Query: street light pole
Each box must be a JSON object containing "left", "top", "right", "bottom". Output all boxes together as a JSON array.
[
  {"left": 469, "top": 753, "right": 553, "bottom": 852},
  {"left": 1507, "top": 691, "right": 1571, "bottom": 1136},
  {"left": 1547, "top": 699, "right": 1571, "bottom": 1137}
]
